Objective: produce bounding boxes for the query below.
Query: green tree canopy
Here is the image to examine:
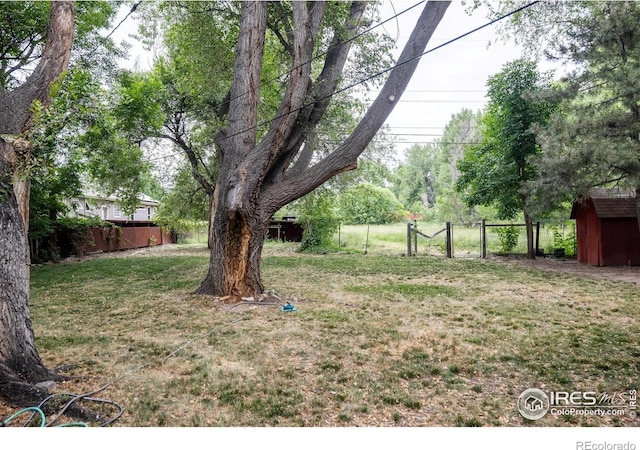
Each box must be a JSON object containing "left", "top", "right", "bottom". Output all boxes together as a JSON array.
[
  {"left": 393, "top": 143, "right": 438, "bottom": 212},
  {"left": 523, "top": 3, "right": 640, "bottom": 210},
  {"left": 338, "top": 183, "right": 404, "bottom": 225},
  {"left": 456, "top": 59, "right": 557, "bottom": 257},
  {"left": 482, "top": 2, "right": 640, "bottom": 218},
  {"left": 456, "top": 59, "right": 556, "bottom": 219}
]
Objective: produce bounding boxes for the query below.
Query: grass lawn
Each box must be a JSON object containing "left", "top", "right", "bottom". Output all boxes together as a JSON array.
[{"left": 3, "top": 242, "right": 638, "bottom": 427}]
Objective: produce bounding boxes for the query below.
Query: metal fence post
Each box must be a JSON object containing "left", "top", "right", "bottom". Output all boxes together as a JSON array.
[
  {"left": 481, "top": 219, "right": 486, "bottom": 259},
  {"left": 445, "top": 221, "right": 452, "bottom": 258}
]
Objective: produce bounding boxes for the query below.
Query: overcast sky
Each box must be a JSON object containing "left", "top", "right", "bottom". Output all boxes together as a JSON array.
[
  {"left": 113, "top": 1, "right": 542, "bottom": 159},
  {"left": 377, "top": 1, "right": 526, "bottom": 154}
]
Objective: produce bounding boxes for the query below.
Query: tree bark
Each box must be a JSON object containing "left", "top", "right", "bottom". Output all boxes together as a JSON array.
[
  {"left": 636, "top": 187, "right": 640, "bottom": 234},
  {"left": 197, "top": 1, "right": 451, "bottom": 299},
  {"left": 0, "top": 151, "right": 62, "bottom": 405},
  {"left": 0, "top": 0, "right": 75, "bottom": 407},
  {"left": 524, "top": 212, "right": 536, "bottom": 259},
  {"left": 196, "top": 1, "right": 268, "bottom": 297}
]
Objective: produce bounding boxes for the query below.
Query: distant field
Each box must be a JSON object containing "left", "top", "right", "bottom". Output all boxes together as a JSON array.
[
  {"left": 3, "top": 243, "right": 636, "bottom": 427},
  {"left": 334, "top": 222, "right": 571, "bottom": 258}
]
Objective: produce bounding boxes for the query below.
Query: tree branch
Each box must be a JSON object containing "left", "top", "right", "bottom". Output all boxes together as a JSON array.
[
  {"left": 222, "top": 0, "right": 267, "bottom": 159},
  {"left": 239, "top": 2, "right": 326, "bottom": 180},
  {"left": 162, "top": 133, "right": 214, "bottom": 196},
  {"left": 267, "top": 3, "right": 294, "bottom": 56},
  {"left": 262, "top": 1, "right": 451, "bottom": 214},
  {"left": 1, "top": 1, "right": 75, "bottom": 134},
  {"left": 269, "top": 1, "right": 368, "bottom": 181}
]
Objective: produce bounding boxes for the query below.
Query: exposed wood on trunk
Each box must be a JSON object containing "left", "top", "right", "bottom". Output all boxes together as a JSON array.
[
  {"left": 199, "top": 1, "right": 270, "bottom": 297},
  {"left": 199, "top": 2, "right": 451, "bottom": 300}
]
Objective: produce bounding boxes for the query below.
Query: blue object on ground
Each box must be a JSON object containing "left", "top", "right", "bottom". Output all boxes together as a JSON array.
[{"left": 281, "top": 302, "right": 297, "bottom": 312}]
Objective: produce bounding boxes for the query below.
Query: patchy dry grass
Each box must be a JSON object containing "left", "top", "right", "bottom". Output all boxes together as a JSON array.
[{"left": 2, "top": 243, "right": 638, "bottom": 427}]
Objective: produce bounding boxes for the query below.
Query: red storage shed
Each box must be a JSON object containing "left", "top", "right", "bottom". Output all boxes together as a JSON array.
[{"left": 570, "top": 188, "right": 640, "bottom": 266}]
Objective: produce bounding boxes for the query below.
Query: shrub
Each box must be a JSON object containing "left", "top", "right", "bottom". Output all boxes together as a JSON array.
[
  {"left": 494, "top": 225, "right": 519, "bottom": 253},
  {"left": 338, "top": 183, "right": 405, "bottom": 225},
  {"left": 296, "top": 190, "right": 341, "bottom": 252},
  {"left": 548, "top": 224, "right": 576, "bottom": 257}
]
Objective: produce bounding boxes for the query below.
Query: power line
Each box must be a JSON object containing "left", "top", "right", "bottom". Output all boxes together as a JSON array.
[
  {"left": 402, "top": 89, "right": 485, "bottom": 93},
  {"left": 386, "top": 99, "right": 486, "bottom": 103},
  {"left": 223, "top": 1, "right": 540, "bottom": 142},
  {"left": 80, "top": 1, "right": 142, "bottom": 63},
  {"left": 209, "top": 0, "right": 428, "bottom": 119},
  {"left": 389, "top": 133, "right": 453, "bottom": 136},
  {"left": 103, "top": 2, "right": 141, "bottom": 42}
]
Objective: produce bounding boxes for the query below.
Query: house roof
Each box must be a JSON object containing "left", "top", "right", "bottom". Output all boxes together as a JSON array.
[
  {"left": 81, "top": 190, "right": 160, "bottom": 206},
  {"left": 570, "top": 188, "right": 637, "bottom": 219}
]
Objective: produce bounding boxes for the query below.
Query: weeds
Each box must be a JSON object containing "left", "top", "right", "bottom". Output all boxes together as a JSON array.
[{"left": 6, "top": 243, "right": 636, "bottom": 427}]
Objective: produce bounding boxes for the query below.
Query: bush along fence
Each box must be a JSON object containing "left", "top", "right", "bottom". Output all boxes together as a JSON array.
[{"left": 480, "top": 220, "right": 542, "bottom": 258}]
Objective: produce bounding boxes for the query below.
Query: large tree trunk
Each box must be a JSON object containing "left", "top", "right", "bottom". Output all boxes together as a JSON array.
[
  {"left": 198, "top": 198, "right": 271, "bottom": 299},
  {"left": 0, "top": 1, "right": 75, "bottom": 407},
  {"left": 197, "top": 1, "right": 450, "bottom": 299},
  {"left": 0, "top": 149, "right": 61, "bottom": 405},
  {"left": 636, "top": 187, "right": 640, "bottom": 234}
]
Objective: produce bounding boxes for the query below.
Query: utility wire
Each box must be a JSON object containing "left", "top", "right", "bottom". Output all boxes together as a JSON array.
[
  {"left": 103, "top": 2, "right": 142, "bottom": 42},
  {"left": 80, "top": 1, "right": 142, "bottom": 63},
  {"left": 208, "top": 0, "right": 427, "bottom": 118},
  {"left": 222, "top": 0, "right": 540, "bottom": 142}
]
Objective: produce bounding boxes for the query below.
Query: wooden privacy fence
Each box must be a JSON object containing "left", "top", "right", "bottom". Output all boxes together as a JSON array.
[
  {"left": 406, "top": 221, "right": 452, "bottom": 257},
  {"left": 58, "top": 222, "right": 175, "bottom": 258}
]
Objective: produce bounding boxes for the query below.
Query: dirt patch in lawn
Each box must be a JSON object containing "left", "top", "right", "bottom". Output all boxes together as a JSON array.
[{"left": 498, "top": 256, "right": 640, "bottom": 286}]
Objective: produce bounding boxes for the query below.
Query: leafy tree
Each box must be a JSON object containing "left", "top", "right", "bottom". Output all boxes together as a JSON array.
[
  {"left": 393, "top": 143, "right": 439, "bottom": 213},
  {"left": 481, "top": 2, "right": 640, "bottom": 224},
  {"left": 525, "top": 3, "right": 640, "bottom": 221},
  {"left": 456, "top": 59, "right": 557, "bottom": 258},
  {"left": 153, "top": 163, "right": 209, "bottom": 237},
  {"left": 0, "top": 1, "right": 155, "bottom": 411},
  {"left": 391, "top": 109, "right": 487, "bottom": 224},
  {"left": 432, "top": 109, "right": 484, "bottom": 224},
  {"left": 134, "top": 1, "right": 451, "bottom": 300},
  {"left": 338, "top": 183, "right": 404, "bottom": 225},
  {"left": 296, "top": 188, "right": 341, "bottom": 252}
]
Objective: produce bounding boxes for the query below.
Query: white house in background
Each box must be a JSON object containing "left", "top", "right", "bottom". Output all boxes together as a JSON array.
[{"left": 65, "top": 191, "right": 160, "bottom": 222}]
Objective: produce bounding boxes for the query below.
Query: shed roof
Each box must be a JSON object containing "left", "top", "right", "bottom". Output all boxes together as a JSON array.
[{"left": 570, "top": 188, "right": 637, "bottom": 219}]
